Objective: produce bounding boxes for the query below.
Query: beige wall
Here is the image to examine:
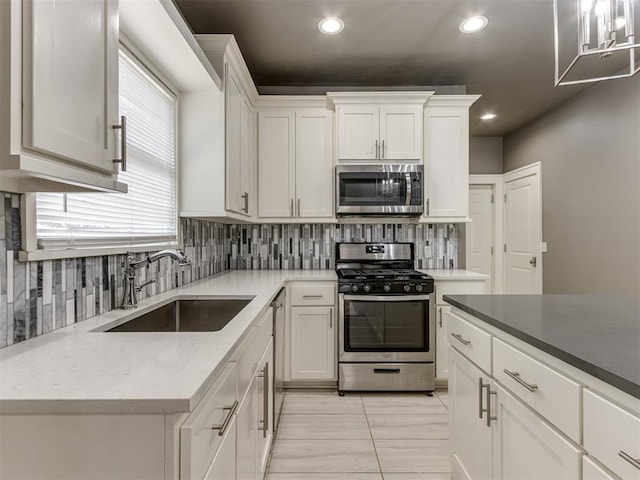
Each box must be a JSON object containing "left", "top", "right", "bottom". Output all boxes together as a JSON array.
[
  {"left": 504, "top": 74, "right": 640, "bottom": 296},
  {"left": 470, "top": 137, "right": 503, "bottom": 174}
]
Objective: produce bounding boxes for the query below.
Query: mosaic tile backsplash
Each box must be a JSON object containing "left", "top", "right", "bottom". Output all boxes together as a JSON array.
[{"left": 1, "top": 191, "right": 457, "bottom": 348}]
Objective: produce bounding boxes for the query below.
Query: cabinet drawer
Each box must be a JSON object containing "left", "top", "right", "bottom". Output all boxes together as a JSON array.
[
  {"left": 493, "top": 338, "right": 581, "bottom": 442},
  {"left": 436, "top": 280, "right": 486, "bottom": 304},
  {"left": 584, "top": 389, "right": 640, "bottom": 480},
  {"left": 446, "top": 310, "right": 491, "bottom": 374},
  {"left": 237, "top": 307, "right": 273, "bottom": 399},
  {"left": 289, "top": 283, "right": 335, "bottom": 306},
  {"left": 180, "top": 362, "right": 237, "bottom": 480}
]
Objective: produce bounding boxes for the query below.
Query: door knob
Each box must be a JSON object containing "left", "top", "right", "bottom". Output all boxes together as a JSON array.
[{"left": 529, "top": 257, "right": 537, "bottom": 267}]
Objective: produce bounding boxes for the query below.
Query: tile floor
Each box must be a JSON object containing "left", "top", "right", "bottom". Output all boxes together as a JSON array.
[{"left": 267, "top": 390, "right": 450, "bottom": 480}]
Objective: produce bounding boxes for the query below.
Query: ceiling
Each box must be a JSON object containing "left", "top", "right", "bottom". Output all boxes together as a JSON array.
[{"left": 173, "top": 0, "right": 594, "bottom": 137}]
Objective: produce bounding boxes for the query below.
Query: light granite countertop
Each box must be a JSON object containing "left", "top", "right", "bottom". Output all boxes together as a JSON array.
[{"left": 0, "top": 268, "right": 485, "bottom": 415}]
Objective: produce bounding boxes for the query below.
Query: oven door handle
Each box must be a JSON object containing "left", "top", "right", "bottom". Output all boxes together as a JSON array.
[
  {"left": 342, "top": 294, "right": 433, "bottom": 302},
  {"left": 405, "top": 173, "right": 412, "bottom": 206}
]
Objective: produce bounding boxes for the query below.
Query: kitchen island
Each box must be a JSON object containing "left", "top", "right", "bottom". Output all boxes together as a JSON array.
[{"left": 444, "top": 294, "right": 640, "bottom": 480}]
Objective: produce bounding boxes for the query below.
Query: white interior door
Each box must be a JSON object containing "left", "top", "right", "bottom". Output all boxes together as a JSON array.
[
  {"left": 466, "top": 185, "right": 494, "bottom": 292},
  {"left": 504, "top": 169, "right": 542, "bottom": 293}
]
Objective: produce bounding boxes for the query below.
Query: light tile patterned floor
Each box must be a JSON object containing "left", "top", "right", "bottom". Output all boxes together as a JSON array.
[{"left": 267, "top": 390, "right": 450, "bottom": 480}]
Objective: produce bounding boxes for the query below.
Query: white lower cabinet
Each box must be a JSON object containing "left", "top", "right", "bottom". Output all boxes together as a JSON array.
[
  {"left": 256, "top": 341, "right": 274, "bottom": 477},
  {"left": 205, "top": 415, "right": 237, "bottom": 480},
  {"left": 449, "top": 347, "right": 493, "bottom": 480},
  {"left": 436, "top": 305, "right": 451, "bottom": 379},
  {"left": 583, "top": 456, "right": 619, "bottom": 480},
  {"left": 492, "top": 382, "right": 582, "bottom": 480},
  {"left": 290, "top": 306, "right": 335, "bottom": 380},
  {"left": 236, "top": 378, "right": 258, "bottom": 480}
]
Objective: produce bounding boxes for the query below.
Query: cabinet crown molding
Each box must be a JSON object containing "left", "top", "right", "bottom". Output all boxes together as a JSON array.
[
  {"left": 425, "top": 95, "right": 481, "bottom": 108},
  {"left": 327, "top": 91, "right": 434, "bottom": 105}
]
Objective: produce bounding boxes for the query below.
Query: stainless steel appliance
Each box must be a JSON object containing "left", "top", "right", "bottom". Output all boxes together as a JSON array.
[
  {"left": 336, "top": 242, "right": 435, "bottom": 394},
  {"left": 336, "top": 164, "right": 423, "bottom": 215},
  {"left": 271, "top": 288, "right": 286, "bottom": 435}
]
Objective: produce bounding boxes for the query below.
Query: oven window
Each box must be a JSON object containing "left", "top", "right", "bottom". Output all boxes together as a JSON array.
[
  {"left": 339, "top": 173, "right": 407, "bottom": 206},
  {"left": 343, "top": 299, "right": 429, "bottom": 351}
]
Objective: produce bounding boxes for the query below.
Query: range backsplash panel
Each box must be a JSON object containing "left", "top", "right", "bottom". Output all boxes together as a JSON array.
[{"left": 1, "top": 191, "right": 457, "bottom": 348}]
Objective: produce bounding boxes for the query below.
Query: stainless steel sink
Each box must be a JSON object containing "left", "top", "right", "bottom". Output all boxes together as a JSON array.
[{"left": 106, "top": 298, "right": 253, "bottom": 332}]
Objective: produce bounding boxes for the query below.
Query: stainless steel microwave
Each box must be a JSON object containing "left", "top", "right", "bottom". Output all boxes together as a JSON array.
[{"left": 336, "top": 164, "right": 424, "bottom": 215}]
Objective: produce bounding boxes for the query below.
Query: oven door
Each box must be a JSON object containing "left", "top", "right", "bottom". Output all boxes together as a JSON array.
[{"left": 338, "top": 294, "right": 435, "bottom": 362}]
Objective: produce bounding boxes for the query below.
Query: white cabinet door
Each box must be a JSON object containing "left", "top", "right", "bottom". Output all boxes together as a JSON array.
[
  {"left": 236, "top": 379, "right": 257, "bottom": 480},
  {"left": 258, "top": 110, "right": 295, "bottom": 218},
  {"left": 239, "top": 97, "right": 254, "bottom": 216},
  {"left": 295, "top": 109, "right": 333, "bottom": 218},
  {"left": 290, "top": 306, "right": 335, "bottom": 380},
  {"left": 379, "top": 105, "right": 422, "bottom": 160},
  {"left": 435, "top": 305, "right": 451, "bottom": 379},
  {"left": 491, "top": 383, "right": 582, "bottom": 480},
  {"left": 256, "top": 340, "right": 274, "bottom": 478},
  {"left": 449, "top": 347, "right": 493, "bottom": 480},
  {"left": 424, "top": 106, "right": 469, "bottom": 220},
  {"left": 204, "top": 416, "right": 237, "bottom": 480},
  {"left": 337, "top": 105, "right": 379, "bottom": 160},
  {"left": 225, "top": 66, "right": 244, "bottom": 214},
  {"left": 23, "top": 0, "right": 118, "bottom": 173}
]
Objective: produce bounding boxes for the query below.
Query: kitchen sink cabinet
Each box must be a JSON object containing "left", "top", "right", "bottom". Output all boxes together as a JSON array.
[
  {"left": 422, "top": 96, "right": 480, "bottom": 222},
  {"left": 329, "top": 93, "right": 432, "bottom": 162},
  {"left": 0, "top": 0, "right": 125, "bottom": 193},
  {"left": 257, "top": 107, "right": 333, "bottom": 220}
]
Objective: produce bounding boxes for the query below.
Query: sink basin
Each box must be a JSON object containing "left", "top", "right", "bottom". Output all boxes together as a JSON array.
[{"left": 106, "top": 299, "right": 253, "bottom": 332}]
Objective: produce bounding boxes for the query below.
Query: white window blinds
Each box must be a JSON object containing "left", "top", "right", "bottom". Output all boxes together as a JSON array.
[{"left": 36, "top": 48, "right": 178, "bottom": 249}]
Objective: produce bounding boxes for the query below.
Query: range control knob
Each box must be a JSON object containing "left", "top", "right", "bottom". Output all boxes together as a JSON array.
[
  {"left": 363, "top": 285, "right": 372, "bottom": 293},
  {"left": 415, "top": 284, "right": 424, "bottom": 293},
  {"left": 351, "top": 284, "right": 359, "bottom": 293},
  {"left": 383, "top": 284, "right": 391, "bottom": 293},
  {"left": 403, "top": 284, "right": 412, "bottom": 292}
]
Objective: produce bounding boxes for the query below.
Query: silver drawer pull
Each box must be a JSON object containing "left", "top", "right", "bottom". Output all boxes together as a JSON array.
[
  {"left": 619, "top": 451, "right": 640, "bottom": 470},
  {"left": 503, "top": 369, "right": 538, "bottom": 392},
  {"left": 208, "top": 400, "right": 239, "bottom": 437},
  {"left": 451, "top": 332, "right": 471, "bottom": 345},
  {"left": 302, "top": 295, "right": 323, "bottom": 299}
]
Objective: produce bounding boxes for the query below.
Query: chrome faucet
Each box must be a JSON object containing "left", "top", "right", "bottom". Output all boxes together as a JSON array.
[{"left": 121, "top": 249, "right": 191, "bottom": 309}]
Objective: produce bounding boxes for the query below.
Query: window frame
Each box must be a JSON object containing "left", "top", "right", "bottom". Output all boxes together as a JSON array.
[{"left": 20, "top": 37, "right": 182, "bottom": 261}]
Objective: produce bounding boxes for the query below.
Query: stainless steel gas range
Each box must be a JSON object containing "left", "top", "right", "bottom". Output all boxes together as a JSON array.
[{"left": 336, "top": 242, "right": 435, "bottom": 395}]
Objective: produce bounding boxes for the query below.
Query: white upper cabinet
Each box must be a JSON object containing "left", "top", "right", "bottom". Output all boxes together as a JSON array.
[
  {"left": 0, "top": 0, "right": 125, "bottom": 193},
  {"left": 257, "top": 104, "right": 333, "bottom": 220},
  {"left": 329, "top": 92, "right": 431, "bottom": 162},
  {"left": 423, "top": 95, "right": 480, "bottom": 222}
]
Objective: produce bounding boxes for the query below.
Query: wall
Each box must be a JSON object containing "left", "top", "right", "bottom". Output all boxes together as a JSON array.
[
  {"left": 1, "top": 191, "right": 459, "bottom": 348},
  {"left": 470, "top": 136, "right": 503, "bottom": 174},
  {"left": 504, "top": 74, "right": 640, "bottom": 296}
]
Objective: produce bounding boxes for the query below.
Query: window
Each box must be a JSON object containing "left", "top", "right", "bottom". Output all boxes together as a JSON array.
[{"left": 35, "top": 47, "right": 178, "bottom": 250}]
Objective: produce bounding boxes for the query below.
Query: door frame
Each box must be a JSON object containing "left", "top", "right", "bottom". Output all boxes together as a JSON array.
[
  {"left": 468, "top": 175, "right": 504, "bottom": 294},
  {"left": 502, "top": 162, "right": 543, "bottom": 293}
]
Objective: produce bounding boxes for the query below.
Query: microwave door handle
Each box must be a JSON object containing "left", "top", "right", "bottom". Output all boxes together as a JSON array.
[{"left": 405, "top": 173, "right": 412, "bottom": 206}]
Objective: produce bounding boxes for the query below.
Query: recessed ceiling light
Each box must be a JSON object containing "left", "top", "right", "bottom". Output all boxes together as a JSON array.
[
  {"left": 480, "top": 113, "right": 497, "bottom": 120},
  {"left": 459, "top": 16, "right": 488, "bottom": 33},
  {"left": 318, "top": 17, "right": 344, "bottom": 35}
]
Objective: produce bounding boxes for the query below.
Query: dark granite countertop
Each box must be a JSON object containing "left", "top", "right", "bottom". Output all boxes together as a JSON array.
[{"left": 443, "top": 295, "right": 640, "bottom": 399}]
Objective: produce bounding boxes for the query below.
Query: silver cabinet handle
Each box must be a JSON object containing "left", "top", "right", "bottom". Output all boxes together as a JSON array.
[
  {"left": 262, "top": 363, "right": 269, "bottom": 438},
  {"left": 619, "top": 451, "right": 640, "bottom": 470},
  {"left": 439, "top": 308, "right": 443, "bottom": 328},
  {"left": 503, "top": 369, "right": 538, "bottom": 392},
  {"left": 485, "top": 384, "right": 497, "bottom": 427},
  {"left": 479, "top": 378, "right": 488, "bottom": 419},
  {"left": 290, "top": 198, "right": 294, "bottom": 217},
  {"left": 451, "top": 332, "right": 471, "bottom": 346},
  {"left": 241, "top": 192, "right": 249, "bottom": 213},
  {"left": 302, "top": 295, "right": 323, "bottom": 299},
  {"left": 209, "top": 400, "right": 239, "bottom": 437},
  {"left": 426, "top": 198, "right": 430, "bottom": 216},
  {"left": 375, "top": 140, "right": 379, "bottom": 159},
  {"left": 297, "top": 198, "right": 301, "bottom": 217},
  {"left": 329, "top": 308, "right": 333, "bottom": 329},
  {"left": 381, "top": 139, "right": 385, "bottom": 159},
  {"left": 112, "top": 115, "right": 127, "bottom": 172}
]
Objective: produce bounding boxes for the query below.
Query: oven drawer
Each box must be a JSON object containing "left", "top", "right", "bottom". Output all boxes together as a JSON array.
[
  {"left": 446, "top": 310, "right": 492, "bottom": 374},
  {"left": 339, "top": 363, "right": 435, "bottom": 391},
  {"left": 290, "top": 283, "right": 335, "bottom": 306}
]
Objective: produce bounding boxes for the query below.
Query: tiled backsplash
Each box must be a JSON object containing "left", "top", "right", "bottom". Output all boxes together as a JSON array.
[{"left": 1, "top": 191, "right": 457, "bottom": 348}]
